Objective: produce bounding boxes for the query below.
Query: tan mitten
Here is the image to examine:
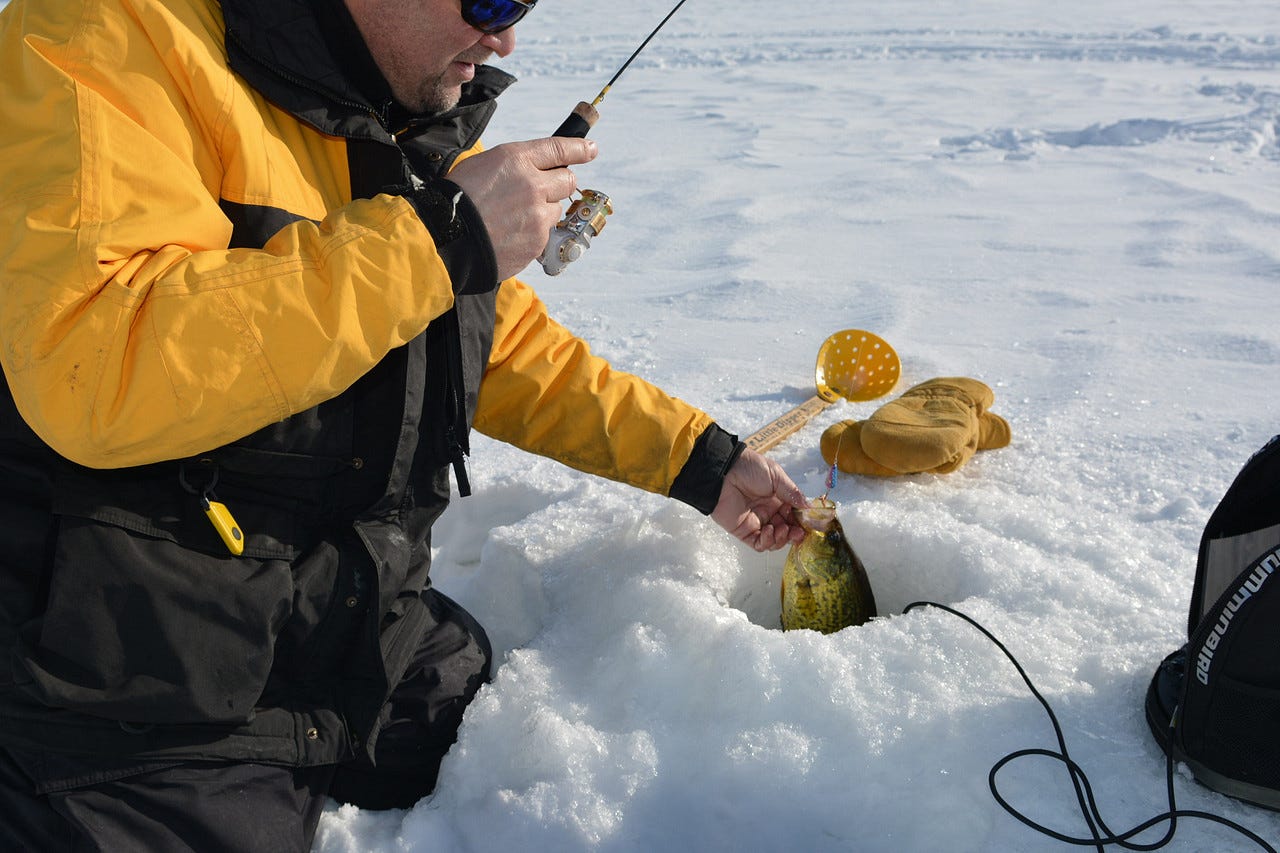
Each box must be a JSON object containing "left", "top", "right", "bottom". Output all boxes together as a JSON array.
[
  {"left": 820, "top": 420, "right": 900, "bottom": 477},
  {"left": 858, "top": 377, "right": 1011, "bottom": 474}
]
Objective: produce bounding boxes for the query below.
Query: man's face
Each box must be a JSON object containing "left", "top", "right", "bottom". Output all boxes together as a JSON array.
[{"left": 345, "top": 0, "right": 517, "bottom": 114}]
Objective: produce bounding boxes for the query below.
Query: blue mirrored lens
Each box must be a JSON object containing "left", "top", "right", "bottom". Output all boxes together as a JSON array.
[{"left": 462, "top": 0, "right": 535, "bottom": 34}]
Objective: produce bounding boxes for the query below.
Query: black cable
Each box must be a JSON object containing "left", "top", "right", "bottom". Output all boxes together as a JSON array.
[{"left": 902, "top": 600, "right": 1278, "bottom": 852}]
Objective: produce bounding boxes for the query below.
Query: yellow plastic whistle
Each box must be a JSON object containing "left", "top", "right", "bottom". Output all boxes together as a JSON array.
[{"left": 202, "top": 497, "right": 245, "bottom": 556}]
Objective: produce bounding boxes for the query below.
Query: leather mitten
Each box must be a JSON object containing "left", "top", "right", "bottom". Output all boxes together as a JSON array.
[
  {"left": 820, "top": 420, "right": 900, "bottom": 477},
  {"left": 822, "top": 377, "right": 1011, "bottom": 476}
]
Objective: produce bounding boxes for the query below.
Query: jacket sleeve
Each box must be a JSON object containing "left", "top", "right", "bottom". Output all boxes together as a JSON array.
[
  {"left": 0, "top": 0, "right": 480, "bottom": 469},
  {"left": 474, "top": 279, "right": 740, "bottom": 510}
]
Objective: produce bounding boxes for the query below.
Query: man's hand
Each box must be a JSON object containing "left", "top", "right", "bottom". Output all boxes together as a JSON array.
[
  {"left": 711, "top": 449, "right": 810, "bottom": 552},
  {"left": 447, "top": 137, "right": 598, "bottom": 281}
]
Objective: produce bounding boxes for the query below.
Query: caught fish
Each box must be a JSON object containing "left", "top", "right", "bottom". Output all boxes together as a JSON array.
[{"left": 780, "top": 497, "right": 877, "bottom": 633}]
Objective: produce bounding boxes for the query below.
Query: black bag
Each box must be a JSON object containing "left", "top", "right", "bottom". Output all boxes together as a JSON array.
[{"left": 1146, "top": 434, "right": 1280, "bottom": 811}]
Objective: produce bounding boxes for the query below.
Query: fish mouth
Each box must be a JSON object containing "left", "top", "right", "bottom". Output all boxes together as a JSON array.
[{"left": 796, "top": 497, "right": 838, "bottom": 533}]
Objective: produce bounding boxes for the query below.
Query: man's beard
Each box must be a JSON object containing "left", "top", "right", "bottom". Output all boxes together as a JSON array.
[
  {"left": 406, "top": 50, "right": 492, "bottom": 115},
  {"left": 414, "top": 77, "right": 461, "bottom": 115}
]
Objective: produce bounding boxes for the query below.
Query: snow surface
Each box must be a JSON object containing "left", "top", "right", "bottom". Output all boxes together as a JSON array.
[
  {"left": 316, "top": 2, "right": 1280, "bottom": 850},
  {"left": 6, "top": 0, "right": 1277, "bottom": 848},
  {"left": 312, "top": 1, "right": 1280, "bottom": 851}
]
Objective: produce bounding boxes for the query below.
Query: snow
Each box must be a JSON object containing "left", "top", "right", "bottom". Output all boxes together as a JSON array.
[
  {"left": 309, "top": 1, "right": 1280, "bottom": 851},
  {"left": 5, "top": 0, "right": 1278, "bottom": 848}
]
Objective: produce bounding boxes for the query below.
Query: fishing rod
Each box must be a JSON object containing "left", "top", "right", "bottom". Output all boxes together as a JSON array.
[{"left": 538, "top": 0, "right": 693, "bottom": 275}]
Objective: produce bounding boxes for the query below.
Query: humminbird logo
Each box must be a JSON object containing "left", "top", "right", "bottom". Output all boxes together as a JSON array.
[{"left": 1196, "top": 547, "right": 1280, "bottom": 686}]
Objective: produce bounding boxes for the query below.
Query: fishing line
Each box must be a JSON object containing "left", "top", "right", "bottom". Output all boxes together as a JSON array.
[
  {"left": 822, "top": 432, "right": 843, "bottom": 499},
  {"left": 903, "top": 601, "right": 1277, "bottom": 852}
]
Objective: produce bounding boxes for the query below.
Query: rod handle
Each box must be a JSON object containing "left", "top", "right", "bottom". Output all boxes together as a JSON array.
[{"left": 553, "top": 101, "right": 600, "bottom": 138}]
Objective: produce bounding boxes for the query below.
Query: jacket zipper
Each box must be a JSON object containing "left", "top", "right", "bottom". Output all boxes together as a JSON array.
[
  {"left": 443, "top": 309, "right": 472, "bottom": 497},
  {"left": 225, "top": 29, "right": 389, "bottom": 134}
]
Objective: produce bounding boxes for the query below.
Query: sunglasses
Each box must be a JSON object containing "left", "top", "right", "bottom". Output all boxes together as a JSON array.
[{"left": 461, "top": 0, "right": 537, "bottom": 34}]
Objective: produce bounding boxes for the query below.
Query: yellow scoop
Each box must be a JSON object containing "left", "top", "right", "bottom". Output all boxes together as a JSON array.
[
  {"left": 814, "top": 329, "right": 900, "bottom": 403},
  {"left": 746, "top": 329, "right": 900, "bottom": 453}
]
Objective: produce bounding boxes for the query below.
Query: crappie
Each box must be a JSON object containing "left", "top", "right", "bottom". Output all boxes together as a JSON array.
[{"left": 780, "top": 497, "right": 877, "bottom": 633}]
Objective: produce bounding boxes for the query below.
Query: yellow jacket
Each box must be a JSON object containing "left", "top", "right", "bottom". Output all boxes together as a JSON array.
[{"left": 0, "top": 0, "right": 713, "bottom": 497}]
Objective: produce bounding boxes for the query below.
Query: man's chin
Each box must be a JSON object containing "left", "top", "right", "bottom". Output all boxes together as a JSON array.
[{"left": 412, "top": 83, "right": 463, "bottom": 116}]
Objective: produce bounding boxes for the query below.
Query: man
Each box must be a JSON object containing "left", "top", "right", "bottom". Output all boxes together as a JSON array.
[{"left": 0, "top": 0, "right": 809, "bottom": 848}]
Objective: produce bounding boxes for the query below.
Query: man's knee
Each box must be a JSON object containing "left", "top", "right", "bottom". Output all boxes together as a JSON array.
[
  {"left": 329, "top": 590, "right": 490, "bottom": 810},
  {"left": 0, "top": 749, "right": 331, "bottom": 852}
]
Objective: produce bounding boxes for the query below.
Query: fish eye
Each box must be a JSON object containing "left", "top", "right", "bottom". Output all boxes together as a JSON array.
[{"left": 825, "top": 529, "right": 843, "bottom": 547}]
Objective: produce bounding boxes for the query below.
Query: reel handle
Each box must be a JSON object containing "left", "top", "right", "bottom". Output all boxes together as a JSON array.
[{"left": 538, "top": 189, "right": 612, "bottom": 276}]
